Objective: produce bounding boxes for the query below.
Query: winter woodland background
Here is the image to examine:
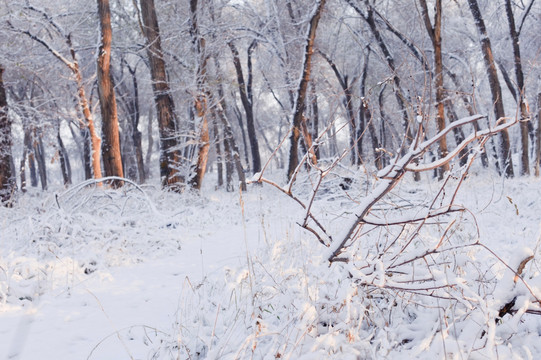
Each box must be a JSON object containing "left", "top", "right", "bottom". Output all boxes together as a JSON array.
[{"left": 1, "top": 0, "right": 541, "bottom": 358}]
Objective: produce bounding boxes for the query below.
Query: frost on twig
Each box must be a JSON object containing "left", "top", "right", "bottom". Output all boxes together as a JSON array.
[{"left": 328, "top": 114, "right": 516, "bottom": 262}]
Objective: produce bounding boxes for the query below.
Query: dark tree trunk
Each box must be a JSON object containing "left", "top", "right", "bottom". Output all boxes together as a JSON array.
[
  {"left": 223, "top": 127, "right": 234, "bottom": 191},
  {"left": 359, "top": 50, "right": 382, "bottom": 170},
  {"left": 35, "top": 134, "right": 47, "bottom": 190},
  {"left": 213, "top": 117, "right": 224, "bottom": 188},
  {"left": 310, "top": 81, "right": 320, "bottom": 159},
  {"left": 232, "top": 102, "right": 251, "bottom": 170},
  {"left": 360, "top": 1, "right": 414, "bottom": 149},
  {"left": 468, "top": 0, "right": 514, "bottom": 177},
  {"left": 57, "top": 128, "right": 72, "bottom": 185},
  {"left": 128, "top": 66, "right": 146, "bottom": 183},
  {"left": 229, "top": 41, "right": 262, "bottom": 174},
  {"left": 97, "top": 0, "right": 124, "bottom": 187},
  {"left": 23, "top": 127, "right": 38, "bottom": 187},
  {"left": 0, "top": 66, "right": 15, "bottom": 205},
  {"left": 140, "top": 0, "right": 182, "bottom": 189},
  {"left": 504, "top": 0, "right": 529, "bottom": 175},
  {"left": 535, "top": 92, "right": 541, "bottom": 176},
  {"left": 81, "top": 127, "right": 93, "bottom": 180},
  {"left": 214, "top": 54, "right": 247, "bottom": 191},
  {"left": 145, "top": 107, "right": 154, "bottom": 178}
]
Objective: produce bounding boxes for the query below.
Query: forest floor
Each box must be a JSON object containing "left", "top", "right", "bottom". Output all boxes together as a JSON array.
[{"left": 1, "top": 169, "right": 541, "bottom": 359}]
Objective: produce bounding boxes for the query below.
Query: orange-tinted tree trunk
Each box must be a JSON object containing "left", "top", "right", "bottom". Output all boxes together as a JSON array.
[
  {"left": 287, "top": 0, "right": 325, "bottom": 180},
  {"left": 420, "top": 0, "right": 449, "bottom": 178},
  {"left": 97, "top": 0, "right": 124, "bottom": 187}
]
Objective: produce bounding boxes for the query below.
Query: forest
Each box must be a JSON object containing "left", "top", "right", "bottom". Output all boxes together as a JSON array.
[{"left": 1, "top": 0, "right": 541, "bottom": 358}]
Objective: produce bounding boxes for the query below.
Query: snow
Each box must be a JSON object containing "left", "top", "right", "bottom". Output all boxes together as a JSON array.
[{"left": 2, "top": 172, "right": 541, "bottom": 359}]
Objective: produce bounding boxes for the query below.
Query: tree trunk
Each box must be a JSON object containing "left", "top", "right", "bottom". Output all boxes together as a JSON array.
[
  {"left": 468, "top": 0, "right": 514, "bottom": 177},
  {"left": 57, "top": 128, "right": 72, "bottom": 185},
  {"left": 97, "top": 0, "right": 124, "bottom": 187},
  {"left": 34, "top": 134, "right": 47, "bottom": 190},
  {"left": 140, "top": 0, "right": 182, "bottom": 189},
  {"left": 359, "top": 50, "right": 382, "bottom": 170},
  {"left": 23, "top": 126, "right": 38, "bottom": 187},
  {"left": 189, "top": 0, "right": 211, "bottom": 190},
  {"left": 287, "top": 0, "right": 325, "bottom": 180},
  {"left": 214, "top": 55, "right": 247, "bottom": 191},
  {"left": 420, "top": 0, "right": 449, "bottom": 178},
  {"left": 535, "top": 92, "right": 541, "bottom": 176},
  {"left": 229, "top": 41, "right": 262, "bottom": 174},
  {"left": 127, "top": 65, "right": 146, "bottom": 183},
  {"left": 81, "top": 127, "right": 93, "bottom": 180},
  {"left": 310, "top": 81, "right": 320, "bottom": 159},
  {"left": 360, "top": 1, "right": 414, "bottom": 149},
  {"left": 191, "top": 96, "right": 210, "bottom": 190},
  {"left": 15, "top": 22, "right": 102, "bottom": 181},
  {"left": 319, "top": 51, "right": 358, "bottom": 164},
  {"left": 216, "top": 99, "right": 247, "bottom": 192},
  {"left": 145, "top": 107, "right": 154, "bottom": 178},
  {"left": 213, "top": 117, "right": 224, "bottom": 188},
  {"left": 223, "top": 126, "right": 234, "bottom": 191},
  {"left": 0, "top": 65, "right": 15, "bottom": 205},
  {"left": 504, "top": 0, "right": 529, "bottom": 175}
]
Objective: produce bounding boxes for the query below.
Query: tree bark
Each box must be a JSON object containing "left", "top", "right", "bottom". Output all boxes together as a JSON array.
[
  {"left": 310, "top": 81, "right": 320, "bottom": 159},
  {"left": 34, "top": 134, "right": 47, "bottom": 190},
  {"left": 504, "top": 0, "right": 529, "bottom": 175},
  {"left": 128, "top": 65, "right": 146, "bottom": 183},
  {"left": 229, "top": 41, "right": 262, "bottom": 174},
  {"left": 214, "top": 56, "right": 247, "bottom": 191},
  {"left": 57, "top": 128, "right": 72, "bottom": 185},
  {"left": 535, "top": 92, "right": 541, "bottom": 176},
  {"left": 145, "top": 107, "right": 154, "bottom": 178},
  {"left": 189, "top": 0, "right": 211, "bottom": 190},
  {"left": 213, "top": 117, "right": 224, "bottom": 188},
  {"left": 97, "top": 0, "right": 124, "bottom": 187},
  {"left": 287, "top": 0, "right": 325, "bottom": 180},
  {"left": 140, "top": 0, "right": 182, "bottom": 189},
  {"left": 359, "top": 50, "right": 382, "bottom": 170},
  {"left": 215, "top": 97, "right": 247, "bottom": 192},
  {"left": 0, "top": 65, "right": 15, "bottom": 205},
  {"left": 468, "top": 0, "right": 514, "bottom": 177},
  {"left": 419, "top": 0, "right": 449, "bottom": 178}
]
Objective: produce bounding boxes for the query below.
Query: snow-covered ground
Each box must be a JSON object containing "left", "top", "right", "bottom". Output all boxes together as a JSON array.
[{"left": 1, "top": 170, "right": 541, "bottom": 359}]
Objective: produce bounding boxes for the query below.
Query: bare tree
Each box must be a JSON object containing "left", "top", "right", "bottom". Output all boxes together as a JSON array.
[
  {"left": 8, "top": 11, "right": 103, "bottom": 181},
  {"left": 0, "top": 65, "right": 15, "bottom": 205},
  {"left": 189, "top": 0, "right": 211, "bottom": 190},
  {"left": 419, "top": 0, "right": 449, "bottom": 179},
  {"left": 139, "top": 0, "right": 182, "bottom": 189},
  {"left": 287, "top": 0, "right": 326, "bottom": 181},
  {"left": 504, "top": 0, "right": 530, "bottom": 175},
  {"left": 535, "top": 92, "right": 541, "bottom": 176},
  {"left": 97, "top": 0, "right": 124, "bottom": 187},
  {"left": 229, "top": 41, "right": 261, "bottom": 175},
  {"left": 468, "top": 0, "right": 514, "bottom": 177}
]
